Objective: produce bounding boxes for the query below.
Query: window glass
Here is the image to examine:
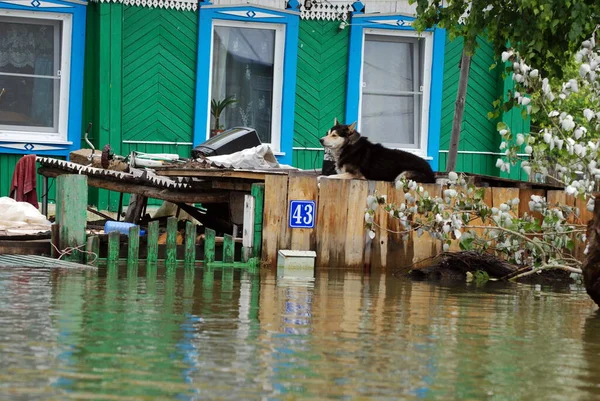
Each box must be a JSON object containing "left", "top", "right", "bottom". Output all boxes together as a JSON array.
[
  {"left": 361, "top": 34, "right": 424, "bottom": 148},
  {"left": 211, "top": 25, "right": 275, "bottom": 144},
  {"left": 0, "top": 17, "right": 62, "bottom": 132}
]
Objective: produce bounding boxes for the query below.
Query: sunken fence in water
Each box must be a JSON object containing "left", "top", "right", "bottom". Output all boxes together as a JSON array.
[{"left": 52, "top": 173, "right": 591, "bottom": 269}]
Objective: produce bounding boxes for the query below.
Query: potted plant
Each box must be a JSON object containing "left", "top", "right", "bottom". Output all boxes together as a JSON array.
[{"left": 210, "top": 96, "right": 237, "bottom": 137}]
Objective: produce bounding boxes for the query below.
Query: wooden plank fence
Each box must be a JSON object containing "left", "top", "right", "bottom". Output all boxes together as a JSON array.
[
  {"left": 260, "top": 174, "right": 593, "bottom": 269},
  {"left": 49, "top": 173, "right": 593, "bottom": 270}
]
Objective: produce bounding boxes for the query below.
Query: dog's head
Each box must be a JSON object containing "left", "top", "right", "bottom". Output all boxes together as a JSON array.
[{"left": 319, "top": 119, "right": 360, "bottom": 150}]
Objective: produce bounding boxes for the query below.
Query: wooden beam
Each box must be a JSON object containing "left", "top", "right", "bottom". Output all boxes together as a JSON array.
[
  {"left": 39, "top": 167, "right": 229, "bottom": 204},
  {"left": 154, "top": 168, "right": 286, "bottom": 180}
]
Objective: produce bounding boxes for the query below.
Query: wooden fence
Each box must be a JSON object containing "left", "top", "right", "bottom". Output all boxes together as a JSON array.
[{"left": 260, "top": 174, "right": 593, "bottom": 269}]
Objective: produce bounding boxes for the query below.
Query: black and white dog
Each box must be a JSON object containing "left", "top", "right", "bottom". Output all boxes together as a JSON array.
[{"left": 319, "top": 119, "right": 435, "bottom": 183}]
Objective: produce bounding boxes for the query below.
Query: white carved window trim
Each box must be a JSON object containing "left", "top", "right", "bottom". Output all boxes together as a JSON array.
[
  {"left": 207, "top": 19, "right": 285, "bottom": 152},
  {"left": 0, "top": 9, "right": 72, "bottom": 144},
  {"left": 358, "top": 28, "right": 433, "bottom": 158}
]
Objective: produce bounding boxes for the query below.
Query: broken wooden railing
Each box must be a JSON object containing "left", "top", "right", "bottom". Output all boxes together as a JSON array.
[
  {"left": 85, "top": 218, "right": 260, "bottom": 269},
  {"left": 52, "top": 174, "right": 264, "bottom": 268}
]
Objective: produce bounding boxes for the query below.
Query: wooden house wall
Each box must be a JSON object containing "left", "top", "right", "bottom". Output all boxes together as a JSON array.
[
  {"left": 293, "top": 20, "right": 350, "bottom": 171},
  {"left": 439, "top": 35, "right": 529, "bottom": 181},
  {"left": 0, "top": 2, "right": 527, "bottom": 209},
  {"left": 83, "top": 2, "right": 198, "bottom": 210}
]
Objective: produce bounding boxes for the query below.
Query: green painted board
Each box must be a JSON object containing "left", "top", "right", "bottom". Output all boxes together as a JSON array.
[
  {"left": 293, "top": 20, "right": 349, "bottom": 170},
  {"left": 127, "top": 225, "right": 140, "bottom": 269},
  {"left": 165, "top": 217, "right": 178, "bottom": 267},
  {"left": 204, "top": 228, "right": 216, "bottom": 264},
  {"left": 184, "top": 221, "right": 196, "bottom": 266},
  {"left": 146, "top": 220, "right": 159, "bottom": 265}
]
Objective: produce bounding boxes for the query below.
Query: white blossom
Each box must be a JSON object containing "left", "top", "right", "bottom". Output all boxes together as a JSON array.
[{"left": 584, "top": 108, "right": 595, "bottom": 121}]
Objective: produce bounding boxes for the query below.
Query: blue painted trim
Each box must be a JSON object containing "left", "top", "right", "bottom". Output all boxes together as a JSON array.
[
  {"left": 427, "top": 27, "right": 445, "bottom": 171},
  {"left": 194, "top": 5, "right": 300, "bottom": 165},
  {"left": 0, "top": 0, "right": 87, "bottom": 158},
  {"left": 344, "top": 13, "right": 445, "bottom": 171}
]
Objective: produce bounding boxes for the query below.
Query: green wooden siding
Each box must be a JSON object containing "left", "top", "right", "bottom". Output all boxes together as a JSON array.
[
  {"left": 293, "top": 20, "right": 349, "bottom": 170},
  {"left": 440, "top": 35, "right": 529, "bottom": 179},
  {"left": 85, "top": 3, "right": 198, "bottom": 210}
]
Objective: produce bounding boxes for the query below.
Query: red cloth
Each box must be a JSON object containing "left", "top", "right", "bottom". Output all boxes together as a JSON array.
[{"left": 10, "top": 154, "right": 39, "bottom": 209}]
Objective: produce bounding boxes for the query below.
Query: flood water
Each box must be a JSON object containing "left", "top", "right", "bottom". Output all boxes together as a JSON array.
[{"left": 1, "top": 265, "right": 600, "bottom": 401}]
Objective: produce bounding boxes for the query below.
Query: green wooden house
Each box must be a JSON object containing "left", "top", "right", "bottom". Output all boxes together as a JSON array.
[{"left": 0, "top": 0, "right": 527, "bottom": 211}]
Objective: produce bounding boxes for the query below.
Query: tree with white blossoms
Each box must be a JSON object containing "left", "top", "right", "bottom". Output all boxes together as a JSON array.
[
  {"left": 365, "top": 33, "right": 600, "bottom": 280},
  {"left": 498, "top": 32, "right": 600, "bottom": 204}
]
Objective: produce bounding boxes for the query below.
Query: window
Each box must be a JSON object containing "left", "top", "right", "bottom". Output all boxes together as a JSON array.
[
  {"left": 195, "top": 6, "right": 299, "bottom": 164},
  {"left": 345, "top": 15, "right": 444, "bottom": 166},
  {"left": 0, "top": 10, "right": 72, "bottom": 143},
  {"left": 210, "top": 21, "right": 284, "bottom": 148},
  {"left": 361, "top": 31, "right": 430, "bottom": 150}
]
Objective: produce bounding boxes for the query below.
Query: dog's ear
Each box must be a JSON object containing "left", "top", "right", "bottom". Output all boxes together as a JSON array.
[
  {"left": 348, "top": 121, "right": 357, "bottom": 132},
  {"left": 349, "top": 132, "right": 360, "bottom": 143},
  {"left": 334, "top": 117, "right": 339, "bottom": 126}
]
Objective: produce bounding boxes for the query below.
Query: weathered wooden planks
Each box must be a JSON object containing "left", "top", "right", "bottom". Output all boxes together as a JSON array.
[
  {"left": 55, "top": 175, "right": 88, "bottom": 262},
  {"left": 259, "top": 176, "right": 594, "bottom": 269},
  {"left": 261, "top": 175, "right": 289, "bottom": 266}
]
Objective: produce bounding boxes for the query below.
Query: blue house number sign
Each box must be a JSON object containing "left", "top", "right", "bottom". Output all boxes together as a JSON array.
[{"left": 289, "top": 200, "right": 316, "bottom": 228}]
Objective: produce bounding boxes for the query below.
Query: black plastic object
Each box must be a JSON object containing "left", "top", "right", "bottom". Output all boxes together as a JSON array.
[{"left": 191, "top": 127, "right": 261, "bottom": 158}]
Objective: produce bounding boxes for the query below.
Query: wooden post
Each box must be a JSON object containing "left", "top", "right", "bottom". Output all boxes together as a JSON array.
[
  {"left": 86, "top": 235, "right": 100, "bottom": 266},
  {"left": 184, "top": 221, "right": 196, "bottom": 267},
  {"left": 251, "top": 183, "right": 264, "bottom": 259},
  {"left": 51, "top": 223, "right": 60, "bottom": 259},
  {"left": 166, "top": 217, "right": 178, "bottom": 267},
  {"left": 242, "top": 194, "right": 255, "bottom": 262},
  {"left": 124, "top": 194, "right": 147, "bottom": 223},
  {"left": 204, "top": 228, "right": 216, "bottom": 264},
  {"left": 147, "top": 220, "right": 159, "bottom": 265},
  {"left": 127, "top": 225, "right": 140, "bottom": 269},
  {"left": 107, "top": 231, "right": 120, "bottom": 265},
  {"left": 55, "top": 175, "right": 88, "bottom": 262},
  {"left": 223, "top": 234, "right": 234, "bottom": 263}
]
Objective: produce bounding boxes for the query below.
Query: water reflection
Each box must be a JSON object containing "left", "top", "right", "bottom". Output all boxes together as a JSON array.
[{"left": 0, "top": 266, "right": 599, "bottom": 400}]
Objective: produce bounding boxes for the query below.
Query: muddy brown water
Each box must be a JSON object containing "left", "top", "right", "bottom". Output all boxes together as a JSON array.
[{"left": 1, "top": 265, "right": 599, "bottom": 400}]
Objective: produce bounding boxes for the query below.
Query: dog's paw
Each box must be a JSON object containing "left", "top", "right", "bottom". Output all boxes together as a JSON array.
[{"left": 317, "top": 175, "right": 326, "bottom": 188}]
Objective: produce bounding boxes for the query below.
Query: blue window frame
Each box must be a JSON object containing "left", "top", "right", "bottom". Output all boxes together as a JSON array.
[
  {"left": 345, "top": 13, "right": 445, "bottom": 170},
  {"left": 0, "top": 0, "right": 86, "bottom": 156},
  {"left": 195, "top": 4, "right": 300, "bottom": 165}
]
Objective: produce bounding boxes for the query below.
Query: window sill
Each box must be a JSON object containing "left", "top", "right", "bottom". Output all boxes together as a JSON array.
[{"left": 0, "top": 139, "right": 73, "bottom": 146}]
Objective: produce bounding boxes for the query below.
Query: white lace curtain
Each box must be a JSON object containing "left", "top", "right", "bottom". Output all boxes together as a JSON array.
[{"left": 0, "top": 23, "right": 53, "bottom": 69}]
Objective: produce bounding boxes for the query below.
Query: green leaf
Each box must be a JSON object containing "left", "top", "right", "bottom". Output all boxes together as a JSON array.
[
  {"left": 474, "top": 188, "right": 486, "bottom": 201},
  {"left": 497, "top": 122, "right": 508, "bottom": 131},
  {"left": 459, "top": 237, "right": 474, "bottom": 251}
]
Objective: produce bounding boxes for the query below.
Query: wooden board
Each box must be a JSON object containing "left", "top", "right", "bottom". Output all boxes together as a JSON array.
[
  {"left": 154, "top": 168, "right": 287, "bottom": 180},
  {"left": 344, "top": 180, "right": 369, "bottom": 267},
  {"left": 261, "top": 175, "right": 289, "bottom": 266},
  {"left": 287, "top": 174, "right": 319, "bottom": 252},
  {"left": 0, "top": 254, "right": 96, "bottom": 269},
  {"left": 315, "top": 177, "right": 351, "bottom": 267}
]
